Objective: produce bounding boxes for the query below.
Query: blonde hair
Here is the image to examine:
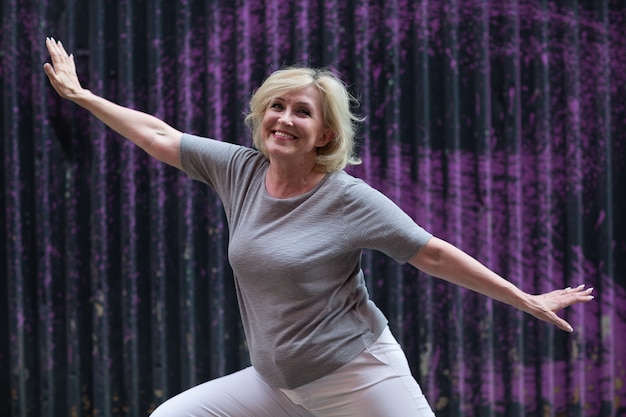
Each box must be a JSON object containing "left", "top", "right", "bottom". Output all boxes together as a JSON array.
[{"left": 244, "top": 67, "right": 362, "bottom": 172}]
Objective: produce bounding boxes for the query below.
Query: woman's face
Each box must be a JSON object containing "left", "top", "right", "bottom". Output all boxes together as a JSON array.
[{"left": 261, "top": 85, "right": 332, "bottom": 166}]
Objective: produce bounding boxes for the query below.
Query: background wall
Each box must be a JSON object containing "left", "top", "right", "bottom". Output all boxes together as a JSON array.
[{"left": 2, "top": 0, "right": 625, "bottom": 416}]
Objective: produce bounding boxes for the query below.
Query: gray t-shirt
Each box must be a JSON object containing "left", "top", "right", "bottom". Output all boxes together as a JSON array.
[{"left": 180, "top": 133, "right": 432, "bottom": 389}]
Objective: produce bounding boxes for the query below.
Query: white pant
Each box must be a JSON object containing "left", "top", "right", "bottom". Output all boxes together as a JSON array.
[{"left": 151, "top": 327, "right": 435, "bottom": 417}]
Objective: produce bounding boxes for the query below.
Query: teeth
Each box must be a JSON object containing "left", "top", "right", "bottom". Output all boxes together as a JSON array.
[{"left": 275, "top": 131, "right": 295, "bottom": 139}]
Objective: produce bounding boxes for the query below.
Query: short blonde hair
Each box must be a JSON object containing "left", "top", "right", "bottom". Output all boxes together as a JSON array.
[{"left": 244, "top": 67, "right": 362, "bottom": 172}]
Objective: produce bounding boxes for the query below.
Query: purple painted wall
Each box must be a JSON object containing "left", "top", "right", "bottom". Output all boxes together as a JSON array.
[{"left": 1, "top": 0, "right": 625, "bottom": 416}]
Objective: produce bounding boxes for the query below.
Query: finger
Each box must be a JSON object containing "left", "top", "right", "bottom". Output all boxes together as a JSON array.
[
  {"left": 56, "top": 39, "right": 66, "bottom": 52},
  {"left": 566, "top": 286, "right": 594, "bottom": 302},
  {"left": 47, "top": 38, "right": 69, "bottom": 66},
  {"left": 560, "top": 285, "right": 594, "bottom": 298},
  {"left": 570, "top": 284, "right": 593, "bottom": 294},
  {"left": 46, "top": 37, "right": 61, "bottom": 55},
  {"left": 549, "top": 311, "right": 574, "bottom": 333},
  {"left": 45, "top": 38, "right": 56, "bottom": 57},
  {"left": 557, "top": 295, "right": 593, "bottom": 311},
  {"left": 557, "top": 319, "right": 574, "bottom": 333},
  {"left": 46, "top": 40, "right": 62, "bottom": 64},
  {"left": 69, "top": 53, "right": 77, "bottom": 73}
]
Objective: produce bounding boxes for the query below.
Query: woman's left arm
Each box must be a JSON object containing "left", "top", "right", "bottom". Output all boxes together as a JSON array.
[{"left": 409, "top": 236, "right": 594, "bottom": 332}]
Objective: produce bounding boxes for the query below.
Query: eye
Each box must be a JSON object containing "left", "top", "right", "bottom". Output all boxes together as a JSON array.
[
  {"left": 297, "top": 108, "right": 311, "bottom": 116},
  {"left": 270, "top": 102, "right": 284, "bottom": 110}
]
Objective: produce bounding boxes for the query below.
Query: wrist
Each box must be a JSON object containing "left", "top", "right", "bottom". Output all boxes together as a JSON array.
[
  {"left": 68, "top": 88, "right": 92, "bottom": 103},
  {"left": 510, "top": 289, "right": 533, "bottom": 312}
]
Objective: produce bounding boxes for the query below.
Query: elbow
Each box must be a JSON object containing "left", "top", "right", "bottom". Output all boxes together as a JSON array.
[{"left": 409, "top": 237, "right": 445, "bottom": 275}]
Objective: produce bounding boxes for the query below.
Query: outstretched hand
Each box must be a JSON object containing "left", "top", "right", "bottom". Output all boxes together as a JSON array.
[
  {"left": 43, "top": 37, "right": 85, "bottom": 100},
  {"left": 520, "top": 285, "right": 594, "bottom": 332}
]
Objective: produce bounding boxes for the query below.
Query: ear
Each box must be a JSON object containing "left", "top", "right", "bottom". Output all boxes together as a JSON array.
[{"left": 316, "top": 129, "right": 335, "bottom": 147}]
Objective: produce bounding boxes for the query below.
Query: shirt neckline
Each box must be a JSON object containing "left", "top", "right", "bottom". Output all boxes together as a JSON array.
[{"left": 261, "top": 167, "right": 334, "bottom": 202}]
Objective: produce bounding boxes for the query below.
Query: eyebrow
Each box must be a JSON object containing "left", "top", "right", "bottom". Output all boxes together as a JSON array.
[{"left": 272, "top": 97, "right": 315, "bottom": 107}]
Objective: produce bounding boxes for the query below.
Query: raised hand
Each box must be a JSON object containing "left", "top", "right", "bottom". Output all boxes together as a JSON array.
[
  {"left": 520, "top": 284, "right": 594, "bottom": 332},
  {"left": 43, "top": 37, "right": 85, "bottom": 101},
  {"left": 41, "top": 37, "right": 183, "bottom": 168}
]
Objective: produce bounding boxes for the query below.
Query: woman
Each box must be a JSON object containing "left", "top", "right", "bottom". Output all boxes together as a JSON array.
[{"left": 44, "top": 37, "right": 594, "bottom": 417}]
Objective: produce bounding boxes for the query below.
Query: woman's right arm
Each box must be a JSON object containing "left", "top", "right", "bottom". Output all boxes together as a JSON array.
[{"left": 43, "top": 37, "right": 183, "bottom": 169}]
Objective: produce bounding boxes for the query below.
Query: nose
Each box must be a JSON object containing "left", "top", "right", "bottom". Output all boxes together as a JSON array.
[{"left": 278, "top": 111, "right": 293, "bottom": 126}]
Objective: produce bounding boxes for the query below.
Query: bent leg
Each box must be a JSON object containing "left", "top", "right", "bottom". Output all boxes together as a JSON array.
[{"left": 151, "top": 367, "right": 314, "bottom": 417}]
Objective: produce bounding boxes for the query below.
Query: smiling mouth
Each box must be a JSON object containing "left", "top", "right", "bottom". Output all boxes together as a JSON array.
[{"left": 273, "top": 130, "right": 297, "bottom": 140}]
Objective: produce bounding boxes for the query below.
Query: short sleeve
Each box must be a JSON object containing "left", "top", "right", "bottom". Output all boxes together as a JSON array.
[{"left": 342, "top": 179, "right": 432, "bottom": 263}]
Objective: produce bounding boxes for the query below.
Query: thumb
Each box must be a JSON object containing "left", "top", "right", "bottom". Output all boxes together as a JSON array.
[
  {"left": 43, "top": 62, "right": 55, "bottom": 76},
  {"left": 553, "top": 314, "right": 574, "bottom": 333}
]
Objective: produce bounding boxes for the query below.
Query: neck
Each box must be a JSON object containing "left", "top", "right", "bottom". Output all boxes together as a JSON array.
[{"left": 265, "top": 162, "right": 326, "bottom": 198}]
